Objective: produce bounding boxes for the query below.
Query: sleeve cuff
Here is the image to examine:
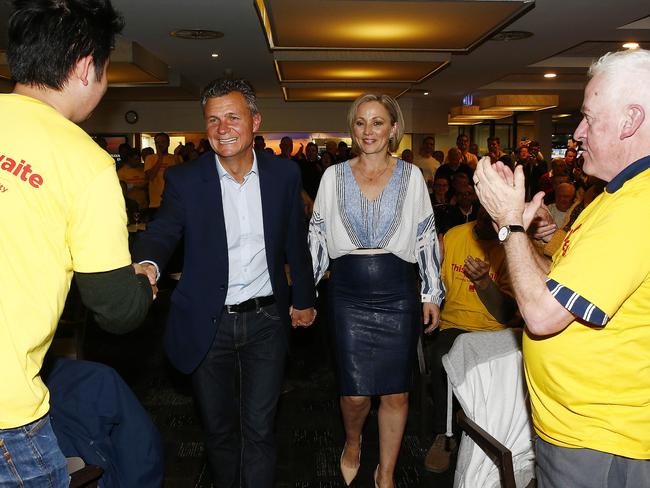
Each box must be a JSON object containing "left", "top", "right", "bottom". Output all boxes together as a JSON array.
[
  {"left": 421, "top": 293, "right": 443, "bottom": 305},
  {"left": 546, "top": 278, "right": 609, "bottom": 326}
]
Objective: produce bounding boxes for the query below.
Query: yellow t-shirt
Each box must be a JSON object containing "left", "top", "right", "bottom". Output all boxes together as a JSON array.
[
  {"left": 439, "top": 222, "right": 510, "bottom": 331},
  {"left": 144, "top": 153, "right": 179, "bottom": 208},
  {"left": 0, "top": 94, "right": 131, "bottom": 429},
  {"left": 117, "top": 164, "right": 148, "bottom": 208},
  {"left": 524, "top": 167, "right": 650, "bottom": 459}
]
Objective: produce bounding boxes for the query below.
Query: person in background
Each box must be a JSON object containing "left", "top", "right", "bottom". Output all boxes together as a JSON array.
[
  {"left": 473, "top": 48, "right": 650, "bottom": 487},
  {"left": 309, "top": 93, "right": 443, "bottom": 488},
  {"left": 413, "top": 136, "right": 440, "bottom": 190},
  {"left": 401, "top": 148, "right": 414, "bottom": 163},
  {"left": 254, "top": 134, "right": 266, "bottom": 151},
  {"left": 546, "top": 182, "right": 576, "bottom": 227},
  {"left": 455, "top": 133, "right": 479, "bottom": 169},
  {"left": 133, "top": 79, "right": 316, "bottom": 488},
  {"left": 141, "top": 146, "right": 154, "bottom": 161},
  {"left": 469, "top": 142, "right": 480, "bottom": 158},
  {"left": 299, "top": 141, "right": 323, "bottom": 200},
  {"left": 118, "top": 147, "right": 148, "bottom": 209},
  {"left": 320, "top": 150, "right": 336, "bottom": 169},
  {"left": 1, "top": 0, "right": 155, "bottom": 485},
  {"left": 144, "top": 132, "right": 180, "bottom": 216},
  {"left": 424, "top": 206, "right": 517, "bottom": 473}
]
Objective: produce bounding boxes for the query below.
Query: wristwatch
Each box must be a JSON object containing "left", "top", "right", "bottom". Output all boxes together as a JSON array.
[{"left": 497, "top": 224, "right": 525, "bottom": 243}]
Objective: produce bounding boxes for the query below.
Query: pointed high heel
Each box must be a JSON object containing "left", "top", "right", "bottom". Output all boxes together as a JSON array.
[{"left": 339, "top": 436, "right": 362, "bottom": 486}]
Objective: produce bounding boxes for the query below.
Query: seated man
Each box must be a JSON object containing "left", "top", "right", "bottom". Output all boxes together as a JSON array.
[
  {"left": 424, "top": 206, "right": 518, "bottom": 473},
  {"left": 547, "top": 182, "right": 576, "bottom": 227}
]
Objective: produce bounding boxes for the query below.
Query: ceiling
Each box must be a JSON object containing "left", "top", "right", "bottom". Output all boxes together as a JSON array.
[{"left": 1, "top": 0, "right": 650, "bottom": 131}]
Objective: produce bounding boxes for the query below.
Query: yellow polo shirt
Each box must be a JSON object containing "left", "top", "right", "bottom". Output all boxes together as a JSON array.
[{"left": 524, "top": 164, "right": 650, "bottom": 459}]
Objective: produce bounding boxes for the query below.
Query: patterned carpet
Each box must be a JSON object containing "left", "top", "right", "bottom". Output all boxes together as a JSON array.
[{"left": 83, "top": 287, "right": 455, "bottom": 487}]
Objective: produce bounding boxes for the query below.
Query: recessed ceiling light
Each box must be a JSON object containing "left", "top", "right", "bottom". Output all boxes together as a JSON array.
[
  {"left": 490, "top": 30, "right": 534, "bottom": 42},
  {"left": 622, "top": 42, "right": 640, "bottom": 50},
  {"left": 170, "top": 29, "right": 224, "bottom": 40},
  {"left": 211, "top": 53, "right": 219, "bottom": 58},
  {"left": 423, "top": 91, "right": 429, "bottom": 96},
  {"left": 544, "top": 73, "right": 557, "bottom": 79}
]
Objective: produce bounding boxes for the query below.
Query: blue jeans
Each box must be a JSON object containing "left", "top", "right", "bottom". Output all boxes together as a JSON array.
[
  {"left": 191, "top": 303, "right": 288, "bottom": 488},
  {"left": 0, "top": 415, "right": 68, "bottom": 487}
]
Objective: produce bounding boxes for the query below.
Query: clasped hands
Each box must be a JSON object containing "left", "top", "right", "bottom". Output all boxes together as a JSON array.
[
  {"left": 290, "top": 306, "right": 317, "bottom": 328},
  {"left": 132, "top": 262, "right": 158, "bottom": 300},
  {"left": 473, "top": 156, "right": 556, "bottom": 238}
]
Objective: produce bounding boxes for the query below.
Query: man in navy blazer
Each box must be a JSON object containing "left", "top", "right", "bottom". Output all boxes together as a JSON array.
[{"left": 133, "top": 79, "right": 316, "bottom": 488}]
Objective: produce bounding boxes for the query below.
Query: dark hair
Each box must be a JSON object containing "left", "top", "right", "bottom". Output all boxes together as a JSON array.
[
  {"left": 200, "top": 78, "right": 258, "bottom": 114},
  {"left": 154, "top": 132, "right": 170, "bottom": 142},
  {"left": 8, "top": 0, "right": 124, "bottom": 89}
]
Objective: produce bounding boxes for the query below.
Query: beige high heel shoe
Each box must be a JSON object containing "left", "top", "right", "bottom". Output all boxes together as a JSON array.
[{"left": 339, "top": 437, "right": 362, "bottom": 486}]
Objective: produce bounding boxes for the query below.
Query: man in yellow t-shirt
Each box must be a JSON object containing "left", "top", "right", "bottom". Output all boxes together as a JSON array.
[
  {"left": 117, "top": 147, "right": 148, "bottom": 209},
  {"left": 1, "top": 1, "right": 154, "bottom": 485},
  {"left": 425, "top": 208, "right": 517, "bottom": 473},
  {"left": 144, "top": 132, "right": 180, "bottom": 212},
  {"left": 474, "top": 48, "right": 650, "bottom": 486}
]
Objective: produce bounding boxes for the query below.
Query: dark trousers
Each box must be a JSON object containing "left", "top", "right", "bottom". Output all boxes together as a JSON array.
[
  {"left": 428, "top": 327, "right": 468, "bottom": 433},
  {"left": 535, "top": 437, "right": 650, "bottom": 488},
  {"left": 191, "top": 303, "right": 288, "bottom": 488}
]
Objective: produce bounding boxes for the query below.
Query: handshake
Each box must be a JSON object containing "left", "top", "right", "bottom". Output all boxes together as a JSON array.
[{"left": 132, "top": 262, "right": 158, "bottom": 299}]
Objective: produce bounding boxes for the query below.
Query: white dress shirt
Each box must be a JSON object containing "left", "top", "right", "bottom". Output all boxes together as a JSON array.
[{"left": 215, "top": 151, "right": 273, "bottom": 305}]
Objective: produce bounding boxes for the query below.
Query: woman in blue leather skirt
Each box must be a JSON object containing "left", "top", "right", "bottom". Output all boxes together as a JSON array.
[{"left": 309, "top": 93, "right": 444, "bottom": 488}]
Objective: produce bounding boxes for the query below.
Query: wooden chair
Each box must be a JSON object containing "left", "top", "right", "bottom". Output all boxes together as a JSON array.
[{"left": 67, "top": 457, "right": 103, "bottom": 488}]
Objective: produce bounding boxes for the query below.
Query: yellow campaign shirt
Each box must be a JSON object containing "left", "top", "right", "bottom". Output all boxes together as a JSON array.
[
  {"left": 118, "top": 164, "right": 148, "bottom": 208},
  {"left": 439, "top": 222, "right": 510, "bottom": 331},
  {"left": 524, "top": 167, "right": 650, "bottom": 459},
  {"left": 144, "top": 153, "right": 179, "bottom": 208},
  {"left": 0, "top": 94, "right": 131, "bottom": 429}
]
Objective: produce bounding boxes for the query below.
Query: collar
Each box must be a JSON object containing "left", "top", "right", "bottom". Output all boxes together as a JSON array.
[
  {"left": 606, "top": 155, "right": 650, "bottom": 193},
  {"left": 215, "top": 150, "right": 258, "bottom": 182}
]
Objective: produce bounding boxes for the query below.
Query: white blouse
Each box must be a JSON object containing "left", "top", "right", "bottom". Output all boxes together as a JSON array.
[{"left": 308, "top": 159, "right": 444, "bottom": 304}]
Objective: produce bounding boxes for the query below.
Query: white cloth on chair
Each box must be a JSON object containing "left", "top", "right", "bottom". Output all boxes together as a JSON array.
[{"left": 442, "top": 328, "right": 535, "bottom": 488}]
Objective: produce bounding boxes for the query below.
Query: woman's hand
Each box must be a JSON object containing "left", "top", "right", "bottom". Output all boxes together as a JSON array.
[{"left": 423, "top": 302, "right": 440, "bottom": 334}]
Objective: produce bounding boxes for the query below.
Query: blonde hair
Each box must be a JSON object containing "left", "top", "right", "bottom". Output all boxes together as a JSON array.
[{"left": 347, "top": 93, "right": 405, "bottom": 154}]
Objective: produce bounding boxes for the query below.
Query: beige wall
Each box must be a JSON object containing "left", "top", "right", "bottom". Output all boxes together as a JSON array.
[{"left": 80, "top": 96, "right": 453, "bottom": 135}]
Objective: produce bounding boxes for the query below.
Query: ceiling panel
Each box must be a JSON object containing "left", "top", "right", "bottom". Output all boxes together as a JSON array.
[
  {"left": 257, "top": 0, "right": 533, "bottom": 52},
  {"left": 276, "top": 60, "right": 446, "bottom": 83},
  {"left": 283, "top": 86, "right": 407, "bottom": 102}
]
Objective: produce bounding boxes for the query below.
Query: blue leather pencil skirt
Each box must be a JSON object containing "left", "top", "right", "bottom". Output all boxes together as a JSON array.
[{"left": 328, "top": 253, "right": 420, "bottom": 396}]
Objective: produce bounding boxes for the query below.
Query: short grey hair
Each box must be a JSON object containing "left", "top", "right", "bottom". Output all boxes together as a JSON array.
[
  {"left": 589, "top": 48, "right": 650, "bottom": 79},
  {"left": 200, "top": 78, "right": 259, "bottom": 114}
]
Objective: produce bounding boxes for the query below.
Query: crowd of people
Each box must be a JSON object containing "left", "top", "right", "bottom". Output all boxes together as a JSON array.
[{"left": 2, "top": 0, "right": 649, "bottom": 487}]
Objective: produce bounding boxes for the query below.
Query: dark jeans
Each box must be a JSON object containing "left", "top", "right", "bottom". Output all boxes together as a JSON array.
[
  {"left": 535, "top": 437, "right": 650, "bottom": 488},
  {"left": 192, "top": 303, "right": 288, "bottom": 488},
  {"left": 428, "top": 327, "right": 468, "bottom": 434},
  {"left": 0, "top": 415, "right": 68, "bottom": 487}
]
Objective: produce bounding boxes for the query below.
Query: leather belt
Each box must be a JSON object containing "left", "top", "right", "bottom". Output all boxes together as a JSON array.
[{"left": 224, "top": 296, "right": 275, "bottom": 314}]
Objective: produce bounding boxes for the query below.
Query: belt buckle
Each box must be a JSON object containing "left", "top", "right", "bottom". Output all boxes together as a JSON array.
[{"left": 225, "top": 304, "right": 238, "bottom": 314}]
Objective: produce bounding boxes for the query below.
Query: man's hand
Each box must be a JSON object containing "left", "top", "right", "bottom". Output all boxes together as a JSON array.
[
  {"left": 290, "top": 307, "right": 317, "bottom": 328},
  {"left": 463, "top": 256, "right": 490, "bottom": 289},
  {"left": 528, "top": 204, "right": 557, "bottom": 242},
  {"left": 133, "top": 262, "right": 158, "bottom": 299},
  {"left": 473, "top": 157, "right": 525, "bottom": 227},
  {"left": 423, "top": 302, "right": 440, "bottom": 334}
]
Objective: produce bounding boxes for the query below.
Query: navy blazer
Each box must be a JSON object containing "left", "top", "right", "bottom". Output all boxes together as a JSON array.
[{"left": 133, "top": 150, "right": 316, "bottom": 374}]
